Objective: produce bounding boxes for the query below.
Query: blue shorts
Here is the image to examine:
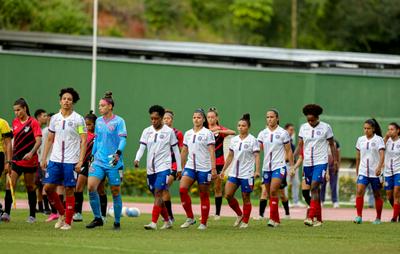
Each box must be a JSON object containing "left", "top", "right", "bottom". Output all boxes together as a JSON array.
[
  {"left": 147, "top": 169, "right": 170, "bottom": 194},
  {"left": 44, "top": 161, "right": 76, "bottom": 187},
  {"left": 262, "top": 167, "right": 286, "bottom": 184},
  {"left": 303, "top": 164, "right": 328, "bottom": 185},
  {"left": 228, "top": 177, "right": 254, "bottom": 193},
  {"left": 182, "top": 168, "right": 211, "bottom": 185},
  {"left": 357, "top": 175, "right": 381, "bottom": 191},
  {"left": 384, "top": 174, "right": 400, "bottom": 191},
  {"left": 89, "top": 164, "right": 122, "bottom": 186}
]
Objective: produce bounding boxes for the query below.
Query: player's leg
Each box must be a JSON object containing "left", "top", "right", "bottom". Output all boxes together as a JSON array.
[
  {"left": 214, "top": 165, "right": 224, "bottom": 219},
  {"left": 224, "top": 177, "right": 241, "bottom": 226},
  {"left": 240, "top": 178, "right": 253, "bottom": 228},
  {"left": 392, "top": 174, "right": 400, "bottom": 222},
  {"left": 23, "top": 170, "right": 37, "bottom": 222},
  {"left": 73, "top": 172, "right": 87, "bottom": 222},
  {"left": 107, "top": 167, "right": 123, "bottom": 230},
  {"left": 164, "top": 171, "right": 176, "bottom": 221},
  {"left": 97, "top": 181, "right": 108, "bottom": 219},
  {"left": 179, "top": 169, "right": 196, "bottom": 228},
  {"left": 2, "top": 167, "right": 19, "bottom": 221},
  {"left": 255, "top": 171, "right": 270, "bottom": 220},
  {"left": 371, "top": 178, "right": 383, "bottom": 224},
  {"left": 307, "top": 164, "right": 326, "bottom": 225},
  {"left": 279, "top": 174, "right": 290, "bottom": 217},
  {"left": 269, "top": 168, "right": 284, "bottom": 226},
  {"left": 61, "top": 163, "right": 78, "bottom": 229},
  {"left": 329, "top": 167, "right": 339, "bottom": 207},
  {"left": 86, "top": 165, "right": 104, "bottom": 229},
  {"left": 354, "top": 175, "right": 367, "bottom": 224}
]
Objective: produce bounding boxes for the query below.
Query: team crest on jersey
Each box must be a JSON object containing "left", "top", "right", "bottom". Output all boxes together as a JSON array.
[
  {"left": 371, "top": 142, "right": 376, "bottom": 147},
  {"left": 108, "top": 124, "right": 115, "bottom": 131},
  {"left": 244, "top": 144, "right": 249, "bottom": 149},
  {"left": 396, "top": 144, "right": 400, "bottom": 149},
  {"left": 68, "top": 121, "right": 73, "bottom": 127},
  {"left": 159, "top": 134, "right": 165, "bottom": 139},
  {"left": 316, "top": 131, "right": 322, "bottom": 136},
  {"left": 198, "top": 136, "right": 203, "bottom": 141},
  {"left": 275, "top": 135, "right": 280, "bottom": 139},
  {"left": 24, "top": 126, "right": 30, "bottom": 132}
]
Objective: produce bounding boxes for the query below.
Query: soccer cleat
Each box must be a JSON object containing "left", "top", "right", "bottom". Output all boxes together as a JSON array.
[
  {"left": 333, "top": 202, "right": 340, "bottom": 208},
  {"left": 304, "top": 218, "right": 313, "bottom": 226},
  {"left": 252, "top": 215, "right": 265, "bottom": 221},
  {"left": 86, "top": 218, "right": 104, "bottom": 229},
  {"left": 160, "top": 220, "right": 173, "bottom": 230},
  {"left": 60, "top": 224, "right": 72, "bottom": 230},
  {"left": 239, "top": 223, "right": 248, "bottom": 229},
  {"left": 144, "top": 222, "right": 157, "bottom": 230},
  {"left": 372, "top": 219, "right": 382, "bottom": 225},
  {"left": 102, "top": 216, "right": 107, "bottom": 224},
  {"left": 267, "top": 219, "right": 280, "bottom": 228},
  {"left": 197, "top": 224, "right": 207, "bottom": 230},
  {"left": 180, "top": 218, "right": 196, "bottom": 228},
  {"left": 391, "top": 218, "right": 398, "bottom": 223},
  {"left": 284, "top": 215, "right": 291, "bottom": 219},
  {"left": 73, "top": 213, "right": 83, "bottom": 222},
  {"left": 1, "top": 213, "right": 10, "bottom": 222},
  {"left": 54, "top": 215, "right": 65, "bottom": 229},
  {"left": 43, "top": 209, "right": 51, "bottom": 215},
  {"left": 233, "top": 215, "right": 243, "bottom": 227},
  {"left": 46, "top": 213, "right": 59, "bottom": 222},
  {"left": 353, "top": 216, "right": 362, "bottom": 224},
  {"left": 214, "top": 215, "right": 221, "bottom": 221},
  {"left": 26, "top": 216, "right": 36, "bottom": 224},
  {"left": 313, "top": 221, "right": 323, "bottom": 227},
  {"left": 113, "top": 222, "right": 121, "bottom": 230}
]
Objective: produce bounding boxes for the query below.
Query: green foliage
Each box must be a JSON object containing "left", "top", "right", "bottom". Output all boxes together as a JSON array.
[
  {"left": 121, "top": 169, "right": 150, "bottom": 196},
  {"left": 229, "top": 0, "right": 273, "bottom": 31}
]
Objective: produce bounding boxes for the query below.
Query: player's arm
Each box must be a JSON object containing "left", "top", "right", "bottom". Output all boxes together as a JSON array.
[
  {"left": 23, "top": 136, "right": 42, "bottom": 161},
  {"left": 3, "top": 134, "right": 12, "bottom": 173},
  {"left": 328, "top": 138, "right": 338, "bottom": 170},
  {"left": 216, "top": 127, "right": 235, "bottom": 136},
  {"left": 41, "top": 131, "right": 55, "bottom": 170},
  {"left": 355, "top": 150, "right": 360, "bottom": 176},
  {"left": 134, "top": 143, "right": 146, "bottom": 168},
  {"left": 180, "top": 145, "right": 188, "bottom": 170},
  {"left": 336, "top": 146, "right": 341, "bottom": 171},
  {"left": 375, "top": 149, "right": 385, "bottom": 176},
  {"left": 254, "top": 151, "right": 261, "bottom": 178},
  {"left": 220, "top": 150, "right": 234, "bottom": 178},
  {"left": 172, "top": 144, "right": 182, "bottom": 172},
  {"left": 75, "top": 133, "right": 87, "bottom": 172},
  {"left": 208, "top": 144, "right": 217, "bottom": 178}
]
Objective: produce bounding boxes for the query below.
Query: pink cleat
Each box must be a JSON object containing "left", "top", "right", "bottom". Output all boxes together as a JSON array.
[{"left": 46, "top": 213, "right": 59, "bottom": 222}]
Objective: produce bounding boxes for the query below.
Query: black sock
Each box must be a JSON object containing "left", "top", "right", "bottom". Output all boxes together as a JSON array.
[
  {"left": 28, "top": 191, "right": 37, "bottom": 217},
  {"left": 50, "top": 203, "right": 57, "bottom": 214},
  {"left": 4, "top": 190, "right": 12, "bottom": 215},
  {"left": 215, "top": 196, "right": 223, "bottom": 216},
  {"left": 282, "top": 200, "right": 290, "bottom": 215},
  {"left": 59, "top": 194, "right": 65, "bottom": 208},
  {"left": 302, "top": 189, "right": 311, "bottom": 206},
  {"left": 43, "top": 195, "right": 50, "bottom": 210},
  {"left": 259, "top": 199, "right": 267, "bottom": 217},
  {"left": 38, "top": 200, "right": 44, "bottom": 212},
  {"left": 100, "top": 194, "right": 107, "bottom": 217},
  {"left": 389, "top": 197, "right": 394, "bottom": 208},
  {"left": 74, "top": 192, "right": 83, "bottom": 213},
  {"left": 164, "top": 200, "right": 173, "bottom": 219}
]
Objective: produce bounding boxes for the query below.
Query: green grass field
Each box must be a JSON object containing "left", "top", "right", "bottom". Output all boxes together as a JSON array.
[{"left": 1, "top": 209, "right": 399, "bottom": 254}]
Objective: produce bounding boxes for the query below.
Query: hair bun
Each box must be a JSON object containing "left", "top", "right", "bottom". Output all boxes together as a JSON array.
[
  {"left": 89, "top": 110, "right": 94, "bottom": 115},
  {"left": 242, "top": 113, "right": 250, "bottom": 121},
  {"left": 104, "top": 91, "right": 113, "bottom": 98}
]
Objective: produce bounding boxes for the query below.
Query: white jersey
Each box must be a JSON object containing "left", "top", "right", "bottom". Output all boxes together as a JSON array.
[
  {"left": 257, "top": 126, "right": 290, "bottom": 172},
  {"left": 228, "top": 134, "right": 260, "bottom": 179},
  {"left": 48, "top": 111, "right": 86, "bottom": 164},
  {"left": 384, "top": 138, "right": 400, "bottom": 176},
  {"left": 139, "top": 125, "right": 178, "bottom": 175},
  {"left": 38, "top": 126, "right": 51, "bottom": 163},
  {"left": 299, "top": 121, "right": 334, "bottom": 167},
  {"left": 183, "top": 127, "right": 215, "bottom": 172},
  {"left": 356, "top": 134, "right": 385, "bottom": 178}
]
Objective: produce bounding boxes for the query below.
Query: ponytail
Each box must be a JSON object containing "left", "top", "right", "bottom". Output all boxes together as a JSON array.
[
  {"left": 240, "top": 113, "right": 251, "bottom": 127},
  {"left": 14, "top": 98, "right": 31, "bottom": 116},
  {"left": 365, "top": 118, "right": 382, "bottom": 137}
]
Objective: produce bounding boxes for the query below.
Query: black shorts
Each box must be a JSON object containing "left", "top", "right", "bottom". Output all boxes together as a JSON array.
[
  {"left": 79, "top": 163, "right": 89, "bottom": 177},
  {"left": 0, "top": 152, "right": 4, "bottom": 176},
  {"left": 35, "top": 166, "right": 44, "bottom": 186},
  {"left": 216, "top": 165, "right": 224, "bottom": 174},
  {"left": 170, "top": 170, "right": 177, "bottom": 180},
  {"left": 280, "top": 176, "right": 288, "bottom": 189},
  {"left": 12, "top": 162, "right": 37, "bottom": 176}
]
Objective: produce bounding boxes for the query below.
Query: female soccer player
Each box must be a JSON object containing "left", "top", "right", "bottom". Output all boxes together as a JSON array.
[
  {"left": 297, "top": 104, "right": 337, "bottom": 227},
  {"left": 163, "top": 109, "right": 184, "bottom": 221},
  {"left": 134, "top": 105, "right": 182, "bottom": 230},
  {"left": 180, "top": 109, "right": 216, "bottom": 230},
  {"left": 1, "top": 98, "right": 42, "bottom": 223},
  {"left": 383, "top": 122, "right": 400, "bottom": 222},
  {"left": 41, "top": 88, "right": 87, "bottom": 230},
  {"left": 258, "top": 109, "right": 294, "bottom": 227},
  {"left": 354, "top": 119, "right": 385, "bottom": 224},
  {"left": 207, "top": 107, "right": 235, "bottom": 219},
  {"left": 0, "top": 115, "right": 13, "bottom": 214},
  {"left": 86, "top": 92, "right": 127, "bottom": 230},
  {"left": 220, "top": 113, "right": 260, "bottom": 228}
]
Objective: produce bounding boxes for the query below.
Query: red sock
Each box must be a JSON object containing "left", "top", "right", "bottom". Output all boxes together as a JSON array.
[
  {"left": 308, "top": 200, "right": 317, "bottom": 219},
  {"left": 242, "top": 203, "right": 252, "bottom": 223},
  {"left": 199, "top": 192, "right": 210, "bottom": 225},
  {"left": 161, "top": 206, "right": 169, "bottom": 222},
  {"left": 151, "top": 205, "right": 162, "bottom": 223},
  {"left": 375, "top": 198, "right": 383, "bottom": 220},
  {"left": 228, "top": 198, "right": 243, "bottom": 216},
  {"left": 356, "top": 196, "right": 364, "bottom": 217},
  {"left": 393, "top": 204, "right": 400, "bottom": 220},
  {"left": 270, "top": 197, "right": 280, "bottom": 223},
  {"left": 48, "top": 191, "right": 65, "bottom": 216},
  {"left": 65, "top": 196, "right": 75, "bottom": 225},
  {"left": 179, "top": 188, "right": 194, "bottom": 219},
  {"left": 316, "top": 201, "right": 322, "bottom": 222}
]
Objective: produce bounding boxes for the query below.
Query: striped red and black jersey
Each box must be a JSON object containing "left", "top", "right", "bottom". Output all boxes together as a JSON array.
[
  {"left": 171, "top": 128, "right": 183, "bottom": 170},
  {"left": 83, "top": 131, "right": 95, "bottom": 166},
  {"left": 214, "top": 125, "right": 228, "bottom": 166},
  {"left": 12, "top": 116, "right": 42, "bottom": 167}
]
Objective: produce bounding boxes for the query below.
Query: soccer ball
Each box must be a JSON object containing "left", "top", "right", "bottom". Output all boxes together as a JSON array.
[
  {"left": 107, "top": 206, "right": 115, "bottom": 218},
  {"left": 107, "top": 206, "right": 140, "bottom": 218}
]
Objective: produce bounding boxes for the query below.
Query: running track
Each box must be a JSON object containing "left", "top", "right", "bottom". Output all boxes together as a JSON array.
[{"left": 13, "top": 199, "right": 393, "bottom": 222}]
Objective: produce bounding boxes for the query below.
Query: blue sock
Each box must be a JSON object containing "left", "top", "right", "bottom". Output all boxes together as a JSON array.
[
  {"left": 89, "top": 191, "right": 101, "bottom": 219},
  {"left": 113, "top": 194, "right": 122, "bottom": 224}
]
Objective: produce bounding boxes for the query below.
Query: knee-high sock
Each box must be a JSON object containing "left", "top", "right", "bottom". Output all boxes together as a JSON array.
[
  {"left": 228, "top": 198, "right": 242, "bottom": 216},
  {"left": 43, "top": 194, "right": 50, "bottom": 211},
  {"left": 179, "top": 188, "right": 193, "bottom": 219},
  {"left": 375, "top": 198, "right": 383, "bottom": 220},
  {"left": 161, "top": 206, "right": 169, "bottom": 222},
  {"left": 242, "top": 203, "right": 252, "bottom": 223},
  {"left": 65, "top": 196, "right": 75, "bottom": 225},
  {"left": 215, "top": 196, "right": 223, "bottom": 216},
  {"left": 316, "top": 201, "right": 322, "bottom": 221},
  {"left": 4, "top": 190, "right": 12, "bottom": 215},
  {"left": 99, "top": 194, "right": 107, "bottom": 217},
  {"left": 356, "top": 196, "right": 364, "bottom": 217},
  {"left": 200, "top": 192, "right": 210, "bottom": 225},
  {"left": 89, "top": 191, "right": 101, "bottom": 219},
  {"left": 28, "top": 191, "right": 37, "bottom": 218},
  {"left": 270, "top": 197, "right": 280, "bottom": 223},
  {"left": 282, "top": 200, "right": 290, "bottom": 216},
  {"left": 74, "top": 192, "right": 83, "bottom": 214},
  {"left": 302, "top": 189, "right": 311, "bottom": 206},
  {"left": 259, "top": 199, "right": 267, "bottom": 217},
  {"left": 308, "top": 200, "right": 318, "bottom": 219},
  {"left": 151, "top": 205, "right": 162, "bottom": 223},
  {"left": 48, "top": 192, "right": 65, "bottom": 216},
  {"left": 113, "top": 194, "right": 122, "bottom": 224},
  {"left": 164, "top": 200, "right": 173, "bottom": 219},
  {"left": 393, "top": 203, "right": 400, "bottom": 220}
]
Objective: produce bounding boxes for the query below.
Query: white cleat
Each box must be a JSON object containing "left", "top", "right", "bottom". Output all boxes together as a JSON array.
[
  {"left": 144, "top": 222, "right": 157, "bottom": 230},
  {"left": 160, "top": 220, "right": 173, "bottom": 230},
  {"left": 304, "top": 218, "right": 313, "bottom": 227},
  {"left": 54, "top": 215, "right": 65, "bottom": 229},
  {"left": 333, "top": 202, "right": 340, "bottom": 208},
  {"left": 214, "top": 215, "right": 221, "bottom": 221},
  {"left": 197, "top": 224, "right": 207, "bottom": 230},
  {"left": 267, "top": 219, "right": 280, "bottom": 228},
  {"left": 180, "top": 218, "right": 196, "bottom": 228},
  {"left": 313, "top": 221, "right": 323, "bottom": 227},
  {"left": 60, "top": 224, "right": 72, "bottom": 230},
  {"left": 252, "top": 215, "right": 265, "bottom": 221},
  {"left": 239, "top": 222, "right": 248, "bottom": 229},
  {"left": 284, "top": 215, "right": 291, "bottom": 219},
  {"left": 233, "top": 215, "right": 243, "bottom": 227}
]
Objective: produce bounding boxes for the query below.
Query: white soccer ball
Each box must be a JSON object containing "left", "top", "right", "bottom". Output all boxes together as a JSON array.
[
  {"left": 107, "top": 206, "right": 115, "bottom": 218},
  {"left": 126, "top": 207, "right": 141, "bottom": 217}
]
